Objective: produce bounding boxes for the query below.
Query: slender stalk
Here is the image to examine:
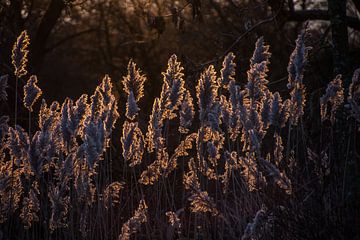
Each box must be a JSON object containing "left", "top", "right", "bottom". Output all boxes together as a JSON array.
[{"left": 14, "top": 76, "right": 18, "bottom": 126}]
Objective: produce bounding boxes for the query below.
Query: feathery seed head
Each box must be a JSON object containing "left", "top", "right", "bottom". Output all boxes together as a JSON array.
[
  {"left": 160, "top": 54, "right": 186, "bottom": 120},
  {"left": 320, "top": 75, "right": 344, "bottom": 123},
  {"left": 179, "top": 90, "right": 195, "bottom": 134},
  {"left": 250, "top": 37, "right": 271, "bottom": 72},
  {"left": 287, "top": 29, "right": 310, "bottom": 88},
  {"left": 146, "top": 97, "right": 163, "bottom": 152},
  {"left": 119, "top": 199, "right": 148, "bottom": 240},
  {"left": 123, "top": 59, "right": 146, "bottom": 102},
  {"left": 126, "top": 90, "right": 140, "bottom": 120},
  {"left": 220, "top": 52, "right": 236, "bottom": 88},
  {"left": 23, "top": 75, "right": 42, "bottom": 112},
  {"left": 121, "top": 121, "right": 145, "bottom": 167},
  {"left": 12, "top": 30, "right": 30, "bottom": 78},
  {"left": 196, "top": 65, "right": 219, "bottom": 123}
]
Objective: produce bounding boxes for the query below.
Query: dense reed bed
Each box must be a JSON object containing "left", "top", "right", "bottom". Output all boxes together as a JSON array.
[{"left": 0, "top": 27, "right": 359, "bottom": 239}]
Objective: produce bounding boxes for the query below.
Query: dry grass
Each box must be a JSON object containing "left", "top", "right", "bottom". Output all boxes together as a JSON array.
[{"left": 0, "top": 27, "right": 358, "bottom": 240}]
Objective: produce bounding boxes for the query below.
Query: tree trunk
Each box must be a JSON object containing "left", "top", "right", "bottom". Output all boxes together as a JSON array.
[
  {"left": 327, "top": 0, "right": 349, "bottom": 82},
  {"left": 31, "top": 0, "right": 65, "bottom": 72}
]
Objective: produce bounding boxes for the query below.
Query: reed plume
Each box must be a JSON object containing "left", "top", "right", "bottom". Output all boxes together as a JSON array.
[
  {"left": 196, "top": 65, "right": 219, "bottom": 124},
  {"left": 320, "top": 74, "right": 344, "bottom": 123},
  {"left": 146, "top": 97, "right": 163, "bottom": 152},
  {"left": 121, "top": 121, "right": 145, "bottom": 167},
  {"left": 119, "top": 199, "right": 148, "bottom": 240},
  {"left": 219, "top": 52, "right": 236, "bottom": 89},
  {"left": 179, "top": 90, "right": 195, "bottom": 134},
  {"left": 103, "top": 181, "right": 124, "bottom": 209},
  {"left": 20, "top": 183, "right": 40, "bottom": 229},
  {"left": 12, "top": 30, "right": 30, "bottom": 78},
  {"left": 23, "top": 75, "right": 42, "bottom": 112},
  {"left": 287, "top": 28, "right": 310, "bottom": 125},
  {"left": 122, "top": 60, "right": 146, "bottom": 120},
  {"left": 161, "top": 54, "right": 185, "bottom": 120}
]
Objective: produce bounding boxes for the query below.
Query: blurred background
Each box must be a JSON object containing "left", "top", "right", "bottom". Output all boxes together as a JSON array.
[{"left": 1, "top": 0, "right": 359, "bottom": 120}]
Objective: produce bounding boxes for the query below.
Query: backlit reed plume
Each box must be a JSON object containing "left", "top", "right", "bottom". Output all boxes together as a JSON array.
[
  {"left": 74, "top": 161, "right": 96, "bottom": 205},
  {"left": 227, "top": 80, "right": 242, "bottom": 140},
  {"left": 246, "top": 61, "right": 268, "bottom": 106},
  {"left": 242, "top": 105, "right": 265, "bottom": 153},
  {"left": 206, "top": 132, "right": 224, "bottom": 167},
  {"left": 122, "top": 60, "right": 146, "bottom": 120},
  {"left": 0, "top": 75, "right": 8, "bottom": 101},
  {"left": 261, "top": 89, "right": 273, "bottom": 129},
  {"left": 273, "top": 132, "right": 284, "bottom": 166},
  {"left": 179, "top": 90, "right": 195, "bottom": 133},
  {"left": 184, "top": 158, "right": 219, "bottom": 216},
  {"left": 83, "top": 118, "right": 106, "bottom": 169},
  {"left": 83, "top": 76, "right": 119, "bottom": 169},
  {"left": 140, "top": 132, "right": 196, "bottom": 185},
  {"left": 220, "top": 95, "right": 231, "bottom": 129},
  {"left": 287, "top": 28, "right": 310, "bottom": 125},
  {"left": 146, "top": 97, "right": 163, "bottom": 152},
  {"left": 219, "top": 52, "right": 236, "bottom": 88},
  {"left": 98, "top": 74, "right": 113, "bottom": 106},
  {"left": 196, "top": 65, "right": 219, "bottom": 124},
  {"left": 37, "top": 100, "right": 62, "bottom": 161},
  {"left": 259, "top": 156, "right": 292, "bottom": 194},
  {"left": 121, "top": 121, "right": 145, "bottom": 167},
  {"left": 48, "top": 184, "right": 70, "bottom": 231},
  {"left": 104, "top": 93, "right": 119, "bottom": 133},
  {"left": 320, "top": 74, "right": 344, "bottom": 123},
  {"left": 188, "top": 190, "right": 219, "bottom": 216},
  {"left": 139, "top": 157, "right": 162, "bottom": 185},
  {"left": 119, "top": 199, "right": 148, "bottom": 240},
  {"left": 237, "top": 38, "right": 274, "bottom": 153},
  {"left": 166, "top": 132, "right": 197, "bottom": 174},
  {"left": 0, "top": 158, "right": 23, "bottom": 223},
  {"left": 98, "top": 75, "right": 119, "bottom": 133},
  {"left": 20, "top": 183, "right": 40, "bottom": 229},
  {"left": 166, "top": 210, "right": 181, "bottom": 229},
  {"left": 38, "top": 100, "right": 60, "bottom": 131},
  {"left": 12, "top": 30, "right": 30, "bottom": 78},
  {"left": 246, "top": 37, "right": 271, "bottom": 104},
  {"left": 347, "top": 68, "right": 360, "bottom": 125},
  {"left": 270, "top": 92, "right": 290, "bottom": 128},
  {"left": 166, "top": 210, "right": 182, "bottom": 238},
  {"left": 196, "top": 126, "right": 223, "bottom": 180},
  {"left": 23, "top": 75, "right": 42, "bottom": 112},
  {"left": 239, "top": 152, "right": 262, "bottom": 191},
  {"left": 250, "top": 37, "right": 271, "bottom": 71},
  {"left": 139, "top": 143, "right": 169, "bottom": 185},
  {"left": 88, "top": 87, "right": 104, "bottom": 121},
  {"left": 126, "top": 91, "right": 139, "bottom": 120},
  {"left": 221, "top": 151, "right": 240, "bottom": 193},
  {"left": 103, "top": 181, "right": 124, "bottom": 209},
  {"left": 7, "top": 125, "right": 30, "bottom": 166},
  {"left": 61, "top": 94, "right": 88, "bottom": 148},
  {"left": 161, "top": 54, "right": 185, "bottom": 120}
]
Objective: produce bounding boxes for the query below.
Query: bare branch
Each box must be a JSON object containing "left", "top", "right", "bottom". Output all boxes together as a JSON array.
[{"left": 287, "top": 10, "right": 360, "bottom": 31}]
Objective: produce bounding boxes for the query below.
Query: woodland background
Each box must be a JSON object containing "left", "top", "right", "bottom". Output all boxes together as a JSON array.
[{"left": 1, "top": 0, "right": 359, "bottom": 112}]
